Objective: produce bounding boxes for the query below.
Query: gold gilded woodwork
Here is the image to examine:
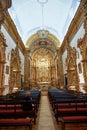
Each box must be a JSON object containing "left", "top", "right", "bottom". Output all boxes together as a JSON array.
[
  {"left": 56, "top": 49, "right": 64, "bottom": 88},
  {"left": 26, "top": 30, "right": 60, "bottom": 49},
  {"left": 31, "top": 47, "right": 56, "bottom": 88},
  {"left": 24, "top": 33, "right": 61, "bottom": 89},
  {"left": 9, "top": 46, "right": 21, "bottom": 92},
  {"left": 0, "top": 0, "right": 11, "bottom": 25},
  {"left": 78, "top": 19, "right": 87, "bottom": 92},
  {"left": 24, "top": 49, "right": 30, "bottom": 90},
  {"left": 66, "top": 45, "right": 79, "bottom": 91},
  {"left": 0, "top": 31, "right": 7, "bottom": 93}
]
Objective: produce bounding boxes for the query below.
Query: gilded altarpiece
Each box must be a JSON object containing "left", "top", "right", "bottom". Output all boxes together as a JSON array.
[
  {"left": 66, "top": 45, "right": 79, "bottom": 90},
  {"left": 9, "top": 46, "right": 21, "bottom": 92},
  {"left": 31, "top": 48, "right": 56, "bottom": 88},
  {"left": 78, "top": 20, "right": 87, "bottom": 92},
  {"left": 0, "top": 31, "right": 7, "bottom": 93}
]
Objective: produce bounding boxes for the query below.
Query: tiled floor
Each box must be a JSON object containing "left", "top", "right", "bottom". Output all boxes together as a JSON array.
[{"left": 37, "top": 95, "right": 56, "bottom": 130}]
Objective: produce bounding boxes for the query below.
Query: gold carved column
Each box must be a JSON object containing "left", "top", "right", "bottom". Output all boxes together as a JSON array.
[
  {"left": 9, "top": 46, "right": 21, "bottom": 92},
  {"left": 57, "top": 49, "right": 64, "bottom": 88},
  {"left": 24, "top": 49, "right": 30, "bottom": 90},
  {"left": 0, "top": 31, "right": 7, "bottom": 94},
  {"left": 66, "top": 45, "right": 79, "bottom": 91},
  {"left": 55, "top": 52, "right": 61, "bottom": 88},
  {"left": 78, "top": 38, "right": 87, "bottom": 92},
  {"left": 0, "top": 0, "right": 11, "bottom": 25},
  {"left": 0, "top": 0, "right": 11, "bottom": 94},
  {"left": 77, "top": 1, "right": 87, "bottom": 92}
]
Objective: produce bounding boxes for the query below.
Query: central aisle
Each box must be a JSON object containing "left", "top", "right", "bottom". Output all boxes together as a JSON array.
[{"left": 37, "top": 95, "right": 56, "bottom": 130}]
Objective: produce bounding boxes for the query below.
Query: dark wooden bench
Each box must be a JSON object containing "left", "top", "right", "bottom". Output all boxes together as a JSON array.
[
  {"left": 0, "top": 99, "right": 37, "bottom": 124},
  {"left": 54, "top": 98, "right": 87, "bottom": 122},
  {"left": 48, "top": 89, "right": 87, "bottom": 130},
  {"left": 61, "top": 116, "right": 87, "bottom": 130},
  {"left": 0, "top": 118, "right": 32, "bottom": 130},
  {"left": 69, "top": 127, "right": 87, "bottom": 130}
]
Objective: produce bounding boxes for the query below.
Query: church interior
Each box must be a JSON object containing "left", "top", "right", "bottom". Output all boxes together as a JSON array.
[{"left": 0, "top": 0, "right": 87, "bottom": 130}]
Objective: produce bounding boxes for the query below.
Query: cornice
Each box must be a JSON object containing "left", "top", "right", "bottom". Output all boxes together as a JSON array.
[{"left": 4, "top": 13, "right": 25, "bottom": 54}]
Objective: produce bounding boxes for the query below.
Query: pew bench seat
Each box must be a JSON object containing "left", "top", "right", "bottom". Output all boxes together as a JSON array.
[
  {"left": 0, "top": 118, "right": 32, "bottom": 130},
  {"left": 69, "top": 127, "right": 87, "bottom": 130},
  {"left": 0, "top": 109, "right": 37, "bottom": 124},
  {"left": 54, "top": 101, "right": 87, "bottom": 122},
  {"left": 61, "top": 116, "right": 87, "bottom": 130},
  {"left": 15, "top": 109, "right": 37, "bottom": 124}
]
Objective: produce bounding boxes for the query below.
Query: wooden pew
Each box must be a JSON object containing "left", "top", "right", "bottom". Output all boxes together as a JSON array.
[
  {"left": 0, "top": 90, "right": 41, "bottom": 124},
  {"left": 0, "top": 118, "right": 32, "bottom": 130},
  {"left": 69, "top": 127, "right": 87, "bottom": 130},
  {"left": 0, "top": 99, "right": 38, "bottom": 124},
  {"left": 48, "top": 89, "right": 87, "bottom": 130},
  {"left": 53, "top": 98, "right": 87, "bottom": 122},
  {"left": 61, "top": 116, "right": 87, "bottom": 130}
]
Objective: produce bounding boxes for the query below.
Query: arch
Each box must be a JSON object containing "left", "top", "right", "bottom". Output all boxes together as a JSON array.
[{"left": 25, "top": 30, "right": 61, "bottom": 49}]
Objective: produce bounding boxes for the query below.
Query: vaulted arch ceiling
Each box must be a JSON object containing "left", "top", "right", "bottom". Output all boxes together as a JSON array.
[{"left": 8, "top": 0, "right": 80, "bottom": 45}]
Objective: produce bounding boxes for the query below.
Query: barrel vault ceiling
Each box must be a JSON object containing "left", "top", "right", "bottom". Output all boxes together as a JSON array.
[{"left": 8, "top": 0, "right": 80, "bottom": 45}]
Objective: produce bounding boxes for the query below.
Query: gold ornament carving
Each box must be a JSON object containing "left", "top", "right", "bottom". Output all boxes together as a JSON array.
[
  {"left": 0, "top": 31, "right": 7, "bottom": 94},
  {"left": 66, "top": 45, "right": 79, "bottom": 91},
  {"left": 9, "top": 45, "right": 21, "bottom": 92},
  {"left": 78, "top": 21, "right": 87, "bottom": 92},
  {"left": 31, "top": 47, "right": 56, "bottom": 88},
  {"left": 0, "top": 0, "right": 11, "bottom": 25}
]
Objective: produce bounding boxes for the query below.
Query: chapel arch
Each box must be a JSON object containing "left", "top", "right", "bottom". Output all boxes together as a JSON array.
[{"left": 24, "top": 30, "right": 62, "bottom": 89}]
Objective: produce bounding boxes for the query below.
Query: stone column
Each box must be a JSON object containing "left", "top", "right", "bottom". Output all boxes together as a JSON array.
[{"left": 0, "top": 31, "right": 7, "bottom": 94}]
